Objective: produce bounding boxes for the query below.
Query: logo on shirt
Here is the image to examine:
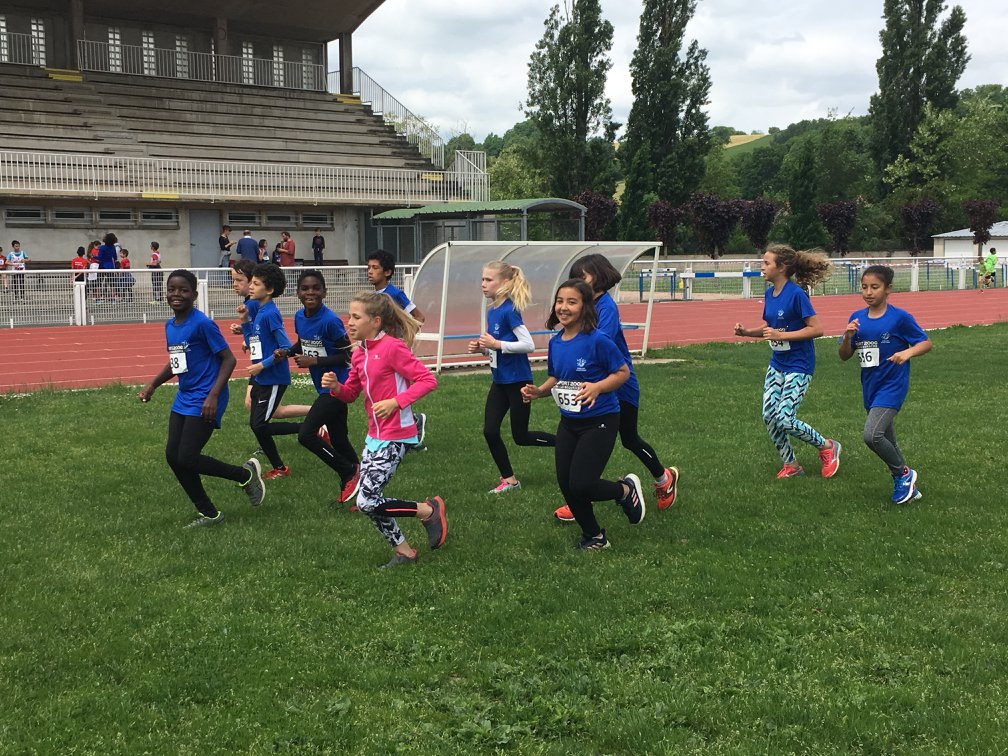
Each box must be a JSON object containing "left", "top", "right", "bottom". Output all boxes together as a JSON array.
[
  {"left": 492, "top": 323, "right": 500, "bottom": 335},
  {"left": 881, "top": 332, "right": 891, "bottom": 343},
  {"left": 576, "top": 357, "right": 587, "bottom": 372},
  {"left": 859, "top": 339, "right": 879, "bottom": 349},
  {"left": 777, "top": 309, "right": 784, "bottom": 318}
]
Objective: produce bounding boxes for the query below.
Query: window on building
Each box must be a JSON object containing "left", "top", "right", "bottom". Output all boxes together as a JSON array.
[
  {"left": 97, "top": 208, "right": 135, "bottom": 226},
  {"left": 50, "top": 207, "right": 91, "bottom": 225},
  {"left": 272, "top": 45, "right": 284, "bottom": 87},
  {"left": 142, "top": 31, "right": 156, "bottom": 76},
  {"left": 301, "top": 48, "right": 316, "bottom": 90},
  {"left": 30, "top": 17, "right": 46, "bottom": 66},
  {"left": 140, "top": 208, "right": 179, "bottom": 227},
  {"left": 264, "top": 211, "right": 295, "bottom": 227},
  {"left": 4, "top": 207, "right": 45, "bottom": 225},
  {"left": 241, "top": 41, "right": 254, "bottom": 85},
  {"left": 175, "top": 35, "right": 189, "bottom": 79},
  {"left": 107, "top": 27, "right": 122, "bottom": 73},
  {"left": 0, "top": 17, "right": 9, "bottom": 64},
  {"left": 300, "top": 212, "right": 332, "bottom": 229},
  {"left": 227, "top": 211, "right": 259, "bottom": 226}
]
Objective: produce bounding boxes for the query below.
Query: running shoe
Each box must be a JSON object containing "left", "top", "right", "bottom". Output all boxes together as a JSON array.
[
  {"left": 415, "top": 413, "right": 427, "bottom": 446},
  {"left": 380, "top": 549, "right": 419, "bottom": 569},
  {"left": 489, "top": 478, "right": 522, "bottom": 494},
  {"left": 553, "top": 504, "right": 575, "bottom": 522},
  {"left": 776, "top": 462, "right": 805, "bottom": 479},
  {"left": 184, "top": 511, "right": 224, "bottom": 528},
  {"left": 655, "top": 466, "right": 680, "bottom": 510},
  {"left": 619, "top": 474, "right": 646, "bottom": 525},
  {"left": 339, "top": 464, "right": 361, "bottom": 504},
  {"left": 241, "top": 458, "right": 265, "bottom": 507},
  {"left": 819, "top": 439, "right": 842, "bottom": 478},
  {"left": 317, "top": 424, "right": 331, "bottom": 447},
  {"left": 422, "top": 496, "right": 447, "bottom": 550},
  {"left": 892, "top": 467, "right": 918, "bottom": 504},
  {"left": 577, "top": 530, "right": 610, "bottom": 550},
  {"left": 263, "top": 465, "right": 291, "bottom": 480}
]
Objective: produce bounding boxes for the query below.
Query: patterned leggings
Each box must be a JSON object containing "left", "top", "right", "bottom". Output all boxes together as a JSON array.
[
  {"left": 356, "top": 441, "right": 420, "bottom": 547},
  {"left": 762, "top": 367, "right": 826, "bottom": 463}
]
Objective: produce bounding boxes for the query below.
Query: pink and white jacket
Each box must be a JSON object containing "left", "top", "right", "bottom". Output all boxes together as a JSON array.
[{"left": 330, "top": 331, "right": 437, "bottom": 441}]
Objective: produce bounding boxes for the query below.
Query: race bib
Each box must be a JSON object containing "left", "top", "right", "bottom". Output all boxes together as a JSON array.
[
  {"left": 488, "top": 349, "right": 498, "bottom": 369},
  {"left": 302, "top": 339, "right": 328, "bottom": 358},
  {"left": 856, "top": 344, "right": 880, "bottom": 369},
  {"left": 168, "top": 345, "right": 188, "bottom": 375},
  {"left": 551, "top": 380, "right": 582, "bottom": 413},
  {"left": 249, "top": 336, "right": 263, "bottom": 361},
  {"left": 769, "top": 339, "right": 791, "bottom": 352}
]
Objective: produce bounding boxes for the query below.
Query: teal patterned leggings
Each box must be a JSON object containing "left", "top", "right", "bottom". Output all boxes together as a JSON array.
[{"left": 762, "top": 367, "right": 826, "bottom": 463}]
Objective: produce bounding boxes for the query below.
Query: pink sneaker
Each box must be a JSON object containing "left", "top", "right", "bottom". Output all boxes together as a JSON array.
[
  {"left": 489, "top": 478, "right": 521, "bottom": 494},
  {"left": 553, "top": 504, "right": 575, "bottom": 522},
  {"left": 776, "top": 462, "right": 805, "bottom": 479},
  {"left": 819, "top": 439, "right": 842, "bottom": 478}
]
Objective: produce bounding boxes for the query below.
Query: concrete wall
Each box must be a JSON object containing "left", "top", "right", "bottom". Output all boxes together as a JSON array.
[{"left": 937, "top": 238, "right": 1005, "bottom": 259}]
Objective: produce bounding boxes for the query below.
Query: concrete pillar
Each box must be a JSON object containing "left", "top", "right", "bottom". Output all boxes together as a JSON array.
[
  {"left": 338, "top": 32, "right": 353, "bottom": 94},
  {"left": 69, "top": 0, "right": 85, "bottom": 68}
]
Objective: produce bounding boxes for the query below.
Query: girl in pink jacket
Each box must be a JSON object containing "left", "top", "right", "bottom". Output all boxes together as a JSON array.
[{"left": 322, "top": 292, "right": 445, "bottom": 569}]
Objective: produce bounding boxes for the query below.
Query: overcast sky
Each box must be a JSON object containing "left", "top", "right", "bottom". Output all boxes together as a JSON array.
[{"left": 337, "top": 0, "right": 1006, "bottom": 142}]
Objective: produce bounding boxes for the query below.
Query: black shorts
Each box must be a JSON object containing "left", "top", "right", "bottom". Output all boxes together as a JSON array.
[{"left": 249, "top": 382, "right": 288, "bottom": 427}]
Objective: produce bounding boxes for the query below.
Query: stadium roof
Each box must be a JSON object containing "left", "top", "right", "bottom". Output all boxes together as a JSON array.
[
  {"left": 933, "top": 221, "right": 1008, "bottom": 239},
  {"left": 373, "top": 198, "right": 585, "bottom": 221},
  {"left": 82, "top": 0, "right": 386, "bottom": 43}
]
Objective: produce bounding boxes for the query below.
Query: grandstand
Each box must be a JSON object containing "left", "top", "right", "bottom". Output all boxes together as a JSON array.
[{"left": 0, "top": 2, "right": 487, "bottom": 268}]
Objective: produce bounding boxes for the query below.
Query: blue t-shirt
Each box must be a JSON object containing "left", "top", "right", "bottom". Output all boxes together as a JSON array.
[
  {"left": 487, "top": 299, "right": 533, "bottom": 384},
  {"left": 97, "top": 244, "right": 117, "bottom": 270},
  {"left": 240, "top": 297, "right": 261, "bottom": 348},
  {"left": 595, "top": 292, "right": 640, "bottom": 406},
  {"left": 547, "top": 329, "right": 626, "bottom": 418},
  {"left": 165, "top": 308, "right": 230, "bottom": 427},
  {"left": 377, "top": 283, "right": 413, "bottom": 313},
  {"left": 295, "top": 304, "right": 351, "bottom": 393},
  {"left": 250, "top": 300, "right": 292, "bottom": 386},
  {"left": 848, "top": 305, "right": 928, "bottom": 410},
  {"left": 763, "top": 280, "right": 816, "bottom": 375}
]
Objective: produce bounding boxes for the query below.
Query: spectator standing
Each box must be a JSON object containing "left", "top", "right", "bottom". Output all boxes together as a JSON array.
[
  {"left": 258, "top": 238, "right": 270, "bottom": 263},
  {"left": 120, "top": 249, "right": 135, "bottom": 301},
  {"left": 97, "top": 233, "right": 118, "bottom": 302},
  {"left": 87, "top": 256, "right": 99, "bottom": 299},
  {"left": 71, "top": 247, "right": 88, "bottom": 284},
  {"left": 311, "top": 228, "right": 326, "bottom": 265},
  {"left": 148, "top": 241, "right": 164, "bottom": 303},
  {"left": 7, "top": 240, "right": 29, "bottom": 299},
  {"left": 219, "top": 225, "right": 235, "bottom": 267},
  {"left": 236, "top": 230, "right": 259, "bottom": 263},
  {"left": 278, "top": 231, "right": 296, "bottom": 267},
  {"left": 0, "top": 245, "right": 7, "bottom": 296}
]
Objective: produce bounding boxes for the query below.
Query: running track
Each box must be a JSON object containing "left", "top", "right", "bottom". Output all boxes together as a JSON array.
[{"left": 2, "top": 289, "right": 1006, "bottom": 393}]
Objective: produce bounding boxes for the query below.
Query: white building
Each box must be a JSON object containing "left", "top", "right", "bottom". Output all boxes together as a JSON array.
[{"left": 932, "top": 221, "right": 1008, "bottom": 260}]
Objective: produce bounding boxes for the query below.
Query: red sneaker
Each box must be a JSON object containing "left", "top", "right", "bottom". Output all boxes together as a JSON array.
[
  {"left": 317, "top": 425, "right": 331, "bottom": 446},
  {"left": 339, "top": 465, "right": 361, "bottom": 503},
  {"left": 553, "top": 504, "right": 575, "bottom": 522},
  {"left": 655, "top": 466, "right": 680, "bottom": 510},
  {"left": 263, "top": 465, "right": 291, "bottom": 480},
  {"left": 819, "top": 439, "right": 842, "bottom": 478},
  {"left": 776, "top": 462, "right": 804, "bottom": 479}
]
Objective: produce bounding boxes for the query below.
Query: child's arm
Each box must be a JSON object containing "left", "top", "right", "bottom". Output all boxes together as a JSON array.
[
  {"left": 574, "top": 364, "right": 631, "bottom": 409},
  {"left": 323, "top": 362, "right": 362, "bottom": 403},
  {"left": 733, "top": 322, "right": 764, "bottom": 338},
  {"left": 522, "top": 376, "right": 557, "bottom": 402},
  {"left": 408, "top": 304, "right": 425, "bottom": 324},
  {"left": 478, "top": 325, "right": 535, "bottom": 354},
  {"left": 838, "top": 318, "right": 859, "bottom": 361},
  {"left": 764, "top": 314, "right": 823, "bottom": 342},
  {"left": 139, "top": 362, "right": 174, "bottom": 402},
  {"left": 201, "top": 347, "right": 236, "bottom": 422},
  {"left": 889, "top": 338, "right": 932, "bottom": 365},
  {"left": 389, "top": 341, "right": 437, "bottom": 408}
]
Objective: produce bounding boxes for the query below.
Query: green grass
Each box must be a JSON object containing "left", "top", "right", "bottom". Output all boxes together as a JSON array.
[{"left": 3, "top": 324, "right": 1008, "bottom": 753}]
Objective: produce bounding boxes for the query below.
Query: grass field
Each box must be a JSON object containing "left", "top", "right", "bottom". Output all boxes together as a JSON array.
[{"left": 3, "top": 324, "right": 1008, "bottom": 753}]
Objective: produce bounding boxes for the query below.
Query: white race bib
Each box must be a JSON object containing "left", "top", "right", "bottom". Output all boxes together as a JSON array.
[
  {"left": 249, "top": 336, "right": 263, "bottom": 361},
  {"left": 551, "top": 380, "right": 582, "bottom": 413},
  {"left": 302, "top": 339, "right": 328, "bottom": 358},
  {"left": 488, "top": 349, "right": 498, "bottom": 369},
  {"left": 168, "top": 345, "right": 188, "bottom": 375},
  {"left": 769, "top": 339, "right": 791, "bottom": 352},
  {"left": 856, "top": 345, "right": 880, "bottom": 368}
]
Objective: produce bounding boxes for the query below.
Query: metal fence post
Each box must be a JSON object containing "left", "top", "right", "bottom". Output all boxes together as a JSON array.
[
  {"left": 742, "top": 263, "right": 752, "bottom": 299},
  {"left": 196, "top": 278, "right": 209, "bottom": 312},
  {"left": 958, "top": 266, "right": 966, "bottom": 290},
  {"left": 910, "top": 262, "right": 920, "bottom": 292},
  {"left": 73, "top": 282, "right": 87, "bottom": 325}
]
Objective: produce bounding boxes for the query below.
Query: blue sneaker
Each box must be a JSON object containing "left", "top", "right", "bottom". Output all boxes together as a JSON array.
[{"left": 892, "top": 467, "right": 918, "bottom": 504}]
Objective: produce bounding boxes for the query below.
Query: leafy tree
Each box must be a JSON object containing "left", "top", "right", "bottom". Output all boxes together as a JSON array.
[
  {"left": 782, "top": 139, "right": 827, "bottom": 249},
  {"left": 574, "top": 190, "right": 618, "bottom": 241},
  {"left": 963, "top": 198, "right": 1001, "bottom": 255},
  {"left": 525, "top": 0, "right": 614, "bottom": 199},
  {"left": 480, "top": 133, "right": 505, "bottom": 158},
  {"left": 710, "top": 125, "right": 744, "bottom": 145},
  {"left": 817, "top": 200, "right": 859, "bottom": 257},
  {"left": 732, "top": 141, "right": 787, "bottom": 199},
  {"left": 489, "top": 145, "right": 547, "bottom": 200},
  {"left": 900, "top": 199, "right": 941, "bottom": 255},
  {"left": 739, "top": 197, "right": 780, "bottom": 251},
  {"left": 647, "top": 199, "right": 686, "bottom": 251},
  {"left": 868, "top": 0, "right": 969, "bottom": 176},
  {"left": 698, "top": 144, "right": 740, "bottom": 198},
  {"left": 618, "top": 0, "right": 711, "bottom": 238},
  {"left": 813, "top": 118, "right": 876, "bottom": 204},
  {"left": 688, "top": 192, "right": 741, "bottom": 259}
]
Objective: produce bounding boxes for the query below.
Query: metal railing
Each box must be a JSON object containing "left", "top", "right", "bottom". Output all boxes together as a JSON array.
[
  {"left": 328, "top": 67, "right": 445, "bottom": 168},
  {"left": 0, "top": 150, "right": 488, "bottom": 205},
  {"left": 0, "top": 31, "right": 46, "bottom": 66},
  {"left": 77, "top": 39, "right": 325, "bottom": 91}
]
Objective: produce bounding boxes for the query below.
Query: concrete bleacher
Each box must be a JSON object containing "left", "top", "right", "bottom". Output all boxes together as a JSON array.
[{"left": 0, "top": 64, "right": 436, "bottom": 171}]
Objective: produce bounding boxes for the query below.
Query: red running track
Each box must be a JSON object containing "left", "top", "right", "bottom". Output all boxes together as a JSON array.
[{"left": 2, "top": 289, "right": 1007, "bottom": 393}]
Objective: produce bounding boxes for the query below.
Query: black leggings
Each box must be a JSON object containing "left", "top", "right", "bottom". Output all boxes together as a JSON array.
[
  {"left": 166, "top": 412, "right": 247, "bottom": 517},
  {"left": 555, "top": 412, "right": 623, "bottom": 539},
  {"left": 484, "top": 381, "right": 556, "bottom": 478},
  {"left": 249, "top": 383, "right": 301, "bottom": 469},
  {"left": 298, "top": 392, "right": 359, "bottom": 484},
  {"left": 619, "top": 400, "right": 664, "bottom": 478}
]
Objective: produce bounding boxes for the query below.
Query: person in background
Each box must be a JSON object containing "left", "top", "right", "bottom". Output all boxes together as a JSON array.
[
  {"left": 981, "top": 247, "right": 998, "bottom": 291},
  {"left": 311, "top": 228, "right": 326, "bottom": 265},
  {"left": 71, "top": 246, "right": 88, "bottom": 284},
  {"left": 119, "top": 249, "right": 135, "bottom": 301},
  {"left": 147, "top": 241, "right": 164, "bottom": 304},
  {"left": 277, "top": 231, "right": 296, "bottom": 267},
  {"left": 0, "top": 245, "right": 7, "bottom": 295},
  {"left": 7, "top": 240, "right": 29, "bottom": 299},
  {"left": 236, "top": 229, "right": 259, "bottom": 264},
  {"left": 219, "top": 225, "right": 235, "bottom": 268},
  {"left": 258, "top": 238, "right": 270, "bottom": 263}
]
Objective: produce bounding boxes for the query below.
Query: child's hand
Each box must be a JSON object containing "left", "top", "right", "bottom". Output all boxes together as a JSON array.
[
  {"left": 477, "top": 332, "right": 498, "bottom": 350},
  {"left": 293, "top": 354, "right": 317, "bottom": 368},
  {"left": 200, "top": 395, "right": 218, "bottom": 423},
  {"left": 763, "top": 326, "right": 784, "bottom": 340},
  {"left": 138, "top": 385, "right": 155, "bottom": 403},
  {"left": 273, "top": 348, "right": 289, "bottom": 361},
  {"left": 733, "top": 322, "right": 746, "bottom": 336},
  {"left": 574, "top": 381, "right": 601, "bottom": 409},
  {"left": 844, "top": 319, "right": 859, "bottom": 339},
  {"left": 467, "top": 339, "right": 481, "bottom": 354},
  {"left": 248, "top": 363, "right": 264, "bottom": 377},
  {"left": 237, "top": 303, "right": 247, "bottom": 316},
  {"left": 372, "top": 398, "right": 399, "bottom": 419},
  {"left": 320, "top": 371, "right": 339, "bottom": 389},
  {"left": 230, "top": 323, "right": 242, "bottom": 334},
  {"left": 888, "top": 350, "right": 911, "bottom": 365},
  {"left": 520, "top": 384, "right": 542, "bottom": 403},
  {"left": 242, "top": 343, "right": 249, "bottom": 354}
]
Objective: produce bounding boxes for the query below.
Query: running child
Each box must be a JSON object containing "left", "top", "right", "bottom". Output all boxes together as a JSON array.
[
  {"left": 274, "top": 269, "right": 361, "bottom": 504},
  {"left": 467, "top": 261, "right": 555, "bottom": 493},
  {"left": 321, "top": 292, "right": 444, "bottom": 569},
  {"left": 139, "top": 269, "right": 265, "bottom": 527},
  {"left": 147, "top": 241, "right": 163, "bottom": 303},
  {"left": 733, "top": 244, "right": 841, "bottom": 479},
  {"left": 366, "top": 248, "right": 428, "bottom": 446},
  {"left": 839, "top": 265, "right": 931, "bottom": 503},
  {"left": 521, "top": 279, "right": 646, "bottom": 550},
  {"left": 243, "top": 263, "right": 301, "bottom": 479},
  {"left": 553, "top": 254, "right": 679, "bottom": 523}
]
